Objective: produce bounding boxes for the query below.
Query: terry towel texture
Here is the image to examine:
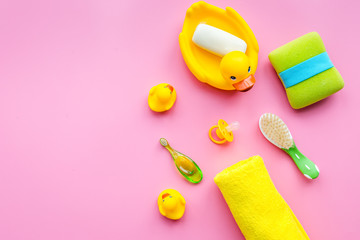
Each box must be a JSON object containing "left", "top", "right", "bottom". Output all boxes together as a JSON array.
[{"left": 214, "top": 156, "right": 310, "bottom": 240}]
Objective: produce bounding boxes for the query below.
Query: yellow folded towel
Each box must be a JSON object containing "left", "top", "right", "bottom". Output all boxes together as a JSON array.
[{"left": 214, "top": 156, "right": 310, "bottom": 240}]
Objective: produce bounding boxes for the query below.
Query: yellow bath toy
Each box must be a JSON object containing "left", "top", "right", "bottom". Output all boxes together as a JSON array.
[
  {"left": 157, "top": 189, "right": 186, "bottom": 220},
  {"left": 179, "top": 1, "right": 259, "bottom": 91},
  {"left": 148, "top": 83, "right": 176, "bottom": 112}
]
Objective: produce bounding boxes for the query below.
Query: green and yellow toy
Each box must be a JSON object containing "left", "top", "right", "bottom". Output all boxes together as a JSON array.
[
  {"left": 160, "top": 138, "right": 203, "bottom": 184},
  {"left": 158, "top": 189, "right": 186, "bottom": 220},
  {"left": 179, "top": 1, "right": 259, "bottom": 91}
]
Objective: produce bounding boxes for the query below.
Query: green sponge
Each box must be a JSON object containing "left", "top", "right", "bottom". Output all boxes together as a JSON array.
[{"left": 269, "top": 32, "right": 344, "bottom": 109}]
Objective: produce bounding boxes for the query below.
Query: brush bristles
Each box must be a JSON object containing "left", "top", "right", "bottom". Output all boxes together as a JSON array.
[
  {"left": 160, "top": 138, "right": 168, "bottom": 147},
  {"left": 259, "top": 113, "right": 293, "bottom": 149}
]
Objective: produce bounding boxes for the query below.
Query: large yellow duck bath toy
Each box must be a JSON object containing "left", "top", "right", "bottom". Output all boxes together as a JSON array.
[
  {"left": 179, "top": 1, "right": 259, "bottom": 91},
  {"left": 158, "top": 189, "right": 186, "bottom": 220}
]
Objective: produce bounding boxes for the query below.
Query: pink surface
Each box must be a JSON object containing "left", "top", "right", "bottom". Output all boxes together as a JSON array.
[{"left": 0, "top": 0, "right": 359, "bottom": 239}]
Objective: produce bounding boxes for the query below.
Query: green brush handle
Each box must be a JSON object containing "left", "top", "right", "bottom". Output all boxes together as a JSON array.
[{"left": 284, "top": 144, "right": 319, "bottom": 179}]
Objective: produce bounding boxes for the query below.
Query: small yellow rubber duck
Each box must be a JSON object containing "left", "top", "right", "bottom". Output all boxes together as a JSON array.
[
  {"left": 148, "top": 83, "right": 177, "bottom": 112},
  {"left": 157, "top": 189, "right": 186, "bottom": 220}
]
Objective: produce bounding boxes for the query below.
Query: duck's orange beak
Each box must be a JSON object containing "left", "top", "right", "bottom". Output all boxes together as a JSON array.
[
  {"left": 233, "top": 75, "right": 255, "bottom": 92},
  {"left": 166, "top": 85, "right": 174, "bottom": 93},
  {"left": 162, "top": 193, "right": 170, "bottom": 199}
]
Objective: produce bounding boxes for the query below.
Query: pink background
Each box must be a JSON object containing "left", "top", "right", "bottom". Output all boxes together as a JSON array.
[{"left": 1, "top": 0, "right": 359, "bottom": 239}]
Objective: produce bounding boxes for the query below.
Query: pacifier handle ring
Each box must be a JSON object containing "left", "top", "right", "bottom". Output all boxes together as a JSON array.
[{"left": 209, "top": 125, "right": 226, "bottom": 144}]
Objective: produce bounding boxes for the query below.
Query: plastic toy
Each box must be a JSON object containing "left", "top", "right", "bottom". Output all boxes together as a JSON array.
[
  {"left": 160, "top": 138, "right": 203, "bottom": 183},
  {"left": 269, "top": 32, "right": 344, "bottom": 109},
  {"left": 209, "top": 120, "right": 240, "bottom": 144},
  {"left": 179, "top": 1, "right": 259, "bottom": 91},
  {"left": 214, "top": 156, "right": 310, "bottom": 240},
  {"left": 259, "top": 113, "right": 319, "bottom": 179},
  {"left": 157, "top": 189, "right": 186, "bottom": 220},
  {"left": 148, "top": 83, "right": 176, "bottom": 112}
]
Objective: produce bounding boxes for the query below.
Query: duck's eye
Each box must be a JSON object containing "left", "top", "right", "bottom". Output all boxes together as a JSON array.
[
  {"left": 169, "top": 196, "right": 172, "bottom": 198},
  {"left": 162, "top": 199, "right": 165, "bottom": 202},
  {"left": 230, "top": 76, "right": 236, "bottom": 81},
  {"left": 248, "top": 66, "right": 251, "bottom": 73}
]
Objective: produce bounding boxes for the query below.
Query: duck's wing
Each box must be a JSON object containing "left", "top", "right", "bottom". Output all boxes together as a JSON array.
[
  {"left": 225, "top": 7, "right": 259, "bottom": 52},
  {"left": 179, "top": 32, "right": 207, "bottom": 82}
]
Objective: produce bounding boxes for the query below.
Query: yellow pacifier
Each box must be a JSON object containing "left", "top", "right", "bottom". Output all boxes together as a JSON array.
[
  {"left": 148, "top": 83, "right": 177, "bottom": 112},
  {"left": 209, "top": 119, "right": 240, "bottom": 144}
]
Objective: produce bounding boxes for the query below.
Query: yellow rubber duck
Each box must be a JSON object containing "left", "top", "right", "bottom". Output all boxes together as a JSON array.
[
  {"left": 148, "top": 83, "right": 177, "bottom": 112},
  {"left": 157, "top": 189, "right": 186, "bottom": 220},
  {"left": 179, "top": 1, "right": 259, "bottom": 91}
]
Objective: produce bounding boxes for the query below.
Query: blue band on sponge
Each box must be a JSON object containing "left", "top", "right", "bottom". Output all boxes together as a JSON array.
[{"left": 279, "top": 52, "right": 334, "bottom": 88}]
